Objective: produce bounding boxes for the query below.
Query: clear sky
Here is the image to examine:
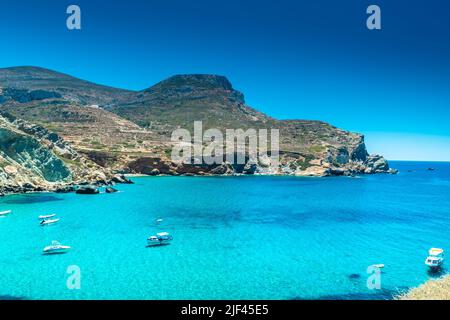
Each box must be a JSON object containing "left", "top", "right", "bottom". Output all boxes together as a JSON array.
[{"left": 0, "top": 0, "right": 449, "bottom": 160}]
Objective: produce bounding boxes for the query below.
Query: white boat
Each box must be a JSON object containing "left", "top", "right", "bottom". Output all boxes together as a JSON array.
[
  {"left": 0, "top": 210, "right": 12, "bottom": 216},
  {"left": 38, "top": 214, "right": 56, "bottom": 220},
  {"left": 425, "top": 248, "right": 444, "bottom": 269},
  {"left": 147, "top": 232, "right": 173, "bottom": 246},
  {"left": 43, "top": 241, "right": 71, "bottom": 254},
  {"left": 40, "top": 218, "right": 60, "bottom": 226},
  {"left": 371, "top": 264, "right": 385, "bottom": 269},
  {"left": 155, "top": 218, "right": 163, "bottom": 223}
]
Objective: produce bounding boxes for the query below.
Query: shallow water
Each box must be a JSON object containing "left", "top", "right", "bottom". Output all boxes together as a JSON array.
[{"left": 0, "top": 161, "right": 449, "bottom": 300}]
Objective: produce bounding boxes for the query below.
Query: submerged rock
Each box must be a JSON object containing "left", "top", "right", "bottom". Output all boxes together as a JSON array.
[{"left": 105, "top": 186, "right": 119, "bottom": 193}]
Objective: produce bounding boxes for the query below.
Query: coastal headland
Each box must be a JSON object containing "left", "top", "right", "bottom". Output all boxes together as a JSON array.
[{"left": 0, "top": 67, "right": 397, "bottom": 195}]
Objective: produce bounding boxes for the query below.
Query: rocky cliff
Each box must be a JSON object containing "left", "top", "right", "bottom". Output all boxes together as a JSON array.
[{"left": 0, "top": 111, "right": 123, "bottom": 195}]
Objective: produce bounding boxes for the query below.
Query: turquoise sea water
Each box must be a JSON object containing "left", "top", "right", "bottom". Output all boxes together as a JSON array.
[{"left": 0, "top": 161, "right": 449, "bottom": 300}]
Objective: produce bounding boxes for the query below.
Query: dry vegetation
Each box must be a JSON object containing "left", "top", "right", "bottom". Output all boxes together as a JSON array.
[{"left": 396, "top": 275, "right": 450, "bottom": 300}]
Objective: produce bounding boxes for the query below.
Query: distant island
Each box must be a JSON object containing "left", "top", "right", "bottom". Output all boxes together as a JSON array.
[{"left": 0, "top": 66, "right": 396, "bottom": 195}]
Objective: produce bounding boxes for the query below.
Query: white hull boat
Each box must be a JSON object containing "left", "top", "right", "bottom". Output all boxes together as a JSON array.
[
  {"left": 38, "top": 214, "right": 56, "bottom": 220},
  {"left": 40, "top": 218, "right": 60, "bottom": 226},
  {"left": 43, "top": 241, "right": 71, "bottom": 254},
  {"left": 0, "top": 210, "right": 12, "bottom": 216},
  {"left": 147, "top": 232, "right": 173, "bottom": 246},
  {"left": 425, "top": 248, "right": 444, "bottom": 269}
]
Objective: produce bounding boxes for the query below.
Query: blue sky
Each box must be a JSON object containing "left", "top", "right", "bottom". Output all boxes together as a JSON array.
[{"left": 0, "top": 0, "right": 449, "bottom": 160}]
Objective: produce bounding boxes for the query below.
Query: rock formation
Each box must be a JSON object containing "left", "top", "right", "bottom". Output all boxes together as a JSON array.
[{"left": 0, "top": 111, "right": 123, "bottom": 194}]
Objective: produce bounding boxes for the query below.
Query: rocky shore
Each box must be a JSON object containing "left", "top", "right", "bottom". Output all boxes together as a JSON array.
[
  {"left": 0, "top": 108, "right": 396, "bottom": 197},
  {"left": 396, "top": 275, "right": 450, "bottom": 300},
  {"left": 0, "top": 112, "right": 132, "bottom": 196},
  {"left": 127, "top": 155, "right": 397, "bottom": 177},
  {"left": 126, "top": 144, "right": 398, "bottom": 178}
]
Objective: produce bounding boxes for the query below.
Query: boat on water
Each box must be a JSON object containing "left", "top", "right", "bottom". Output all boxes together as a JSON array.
[
  {"left": 147, "top": 232, "right": 173, "bottom": 246},
  {"left": 38, "top": 214, "right": 56, "bottom": 220},
  {"left": 43, "top": 241, "right": 71, "bottom": 254},
  {"left": 40, "top": 218, "right": 60, "bottom": 226},
  {"left": 425, "top": 248, "right": 444, "bottom": 269},
  {"left": 0, "top": 210, "right": 12, "bottom": 216}
]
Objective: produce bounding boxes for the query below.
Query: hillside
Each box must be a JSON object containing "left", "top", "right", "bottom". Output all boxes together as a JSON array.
[
  {"left": 0, "top": 66, "right": 396, "bottom": 187},
  {"left": 0, "top": 66, "right": 134, "bottom": 107}
]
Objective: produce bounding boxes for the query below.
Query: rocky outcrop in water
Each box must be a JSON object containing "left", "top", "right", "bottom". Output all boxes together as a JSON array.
[{"left": 76, "top": 186, "right": 100, "bottom": 195}]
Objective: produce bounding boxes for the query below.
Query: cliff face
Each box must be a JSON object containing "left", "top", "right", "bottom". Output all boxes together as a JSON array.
[
  {"left": 0, "top": 112, "right": 115, "bottom": 194},
  {"left": 0, "top": 67, "right": 396, "bottom": 185}
]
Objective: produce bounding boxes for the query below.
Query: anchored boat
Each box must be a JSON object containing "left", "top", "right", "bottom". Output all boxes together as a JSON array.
[
  {"left": 43, "top": 241, "right": 71, "bottom": 254},
  {"left": 38, "top": 214, "right": 56, "bottom": 220},
  {"left": 40, "top": 218, "right": 60, "bottom": 226},
  {"left": 0, "top": 210, "right": 12, "bottom": 216},
  {"left": 425, "top": 248, "right": 444, "bottom": 269},
  {"left": 147, "top": 232, "right": 173, "bottom": 246}
]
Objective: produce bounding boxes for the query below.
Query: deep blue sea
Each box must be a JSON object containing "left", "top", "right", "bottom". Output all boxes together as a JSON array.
[{"left": 0, "top": 161, "right": 449, "bottom": 300}]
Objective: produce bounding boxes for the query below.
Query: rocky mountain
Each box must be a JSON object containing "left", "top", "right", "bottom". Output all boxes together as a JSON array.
[
  {"left": 109, "top": 74, "right": 272, "bottom": 133},
  {"left": 0, "top": 66, "right": 396, "bottom": 193}
]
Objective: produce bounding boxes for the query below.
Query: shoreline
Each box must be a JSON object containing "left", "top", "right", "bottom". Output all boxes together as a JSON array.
[
  {"left": 124, "top": 173, "right": 148, "bottom": 177},
  {"left": 0, "top": 173, "right": 385, "bottom": 197}
]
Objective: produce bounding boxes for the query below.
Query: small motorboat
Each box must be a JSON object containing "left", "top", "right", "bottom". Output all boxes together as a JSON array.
[
  {"left": 0, "top": 210, "right": 12, "bottom": 216},
  {"left": 155, "top": 218, "right": 163, "bottom": 223},
  {"left": 371, "top": 264, "right": 385, "bottom": 269},
  {"left": 40, "top": 218, "right": 60, "bottom": 226},
  {"left": 38, "top": 214, "right": 56, "bottom": 220},
  {"left": 43, "top": 241, "right": 71, "bottom": 254},
  {"left": 425, "top": 248, "right": 444, "bottom": 269},
  {"left": 147, "top": 232, "right": 173, "bottom": 246}
]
